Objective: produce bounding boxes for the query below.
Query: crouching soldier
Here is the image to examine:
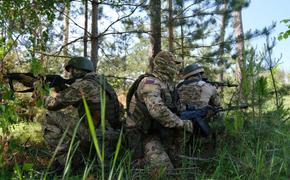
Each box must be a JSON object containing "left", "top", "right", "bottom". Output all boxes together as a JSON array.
[
  {"left": 43, "top": 57, "right": 121, "bottom": 169},
  {"left": 125, "top": 51, "right": 194, "bottom": 170},
  {"left": 177, "top": 63, "right": 221, "bottom": 154},
  {"left": 177, "top": 63, "right": 220, "bottom": 111}
]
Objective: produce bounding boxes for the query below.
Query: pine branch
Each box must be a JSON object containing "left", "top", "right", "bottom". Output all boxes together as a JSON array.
[
  {"left": 97, "top": 1, "right": 145, "bottom": 39},
  {"left": 99, "top": 1, "right": 148, "bottom": 8},
  {"left": 101, "top": 30, "right": 150, "bottom": 36},
  {"left": 54, "top": 6, "right": 91, "bottom": 36},
  {"left": 56, "top": 36, "right": 84, "bottom": 55}
]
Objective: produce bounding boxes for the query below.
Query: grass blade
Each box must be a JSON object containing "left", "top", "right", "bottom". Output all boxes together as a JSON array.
[
  {"left": 108, "top": 128, "right": 123, "bottom": 180},
  {"left": 117, "top": 168, "right": 124, "bottom": 180},
  {"left": 82, "top": 96, "right": 103, "bottom": 162},
  {"left": 62, "top": 116, "right": 84, "bottom": 179},
  {"left": 14, "top": 163, "right": 23, "bottom": 180}
]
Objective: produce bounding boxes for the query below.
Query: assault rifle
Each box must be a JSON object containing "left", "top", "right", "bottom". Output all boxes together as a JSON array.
[
  {"left": 202, "top": 78, "right": 238, "bottom": 87},
  {"left": 177, "top": 78, "right": 238, "bottom": 89},
  {"left": 204, "top": 80, "right": 238, "bottom": 87},
  {"left": 4, "top": 72, "right": 76, "bottom": 93},
  {"left": 179, "top": 104, "right": 248, "bottom": 137}
]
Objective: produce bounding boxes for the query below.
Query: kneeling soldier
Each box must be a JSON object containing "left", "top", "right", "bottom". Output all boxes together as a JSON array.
[
  {"left": 43, "top": 57, "right": 121, "bottom": 169},
  {"left": 126, "top": 51, "right": 193, "bottom": 170}
]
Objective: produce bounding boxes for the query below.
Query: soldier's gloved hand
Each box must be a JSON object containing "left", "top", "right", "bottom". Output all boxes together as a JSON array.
[{"left": 182, "top": 120, "right": 194, "bottom": 133}]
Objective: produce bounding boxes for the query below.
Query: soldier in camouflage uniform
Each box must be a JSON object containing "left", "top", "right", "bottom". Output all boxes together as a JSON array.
[
  {"left": 43, "top": 57, "right": 120, "bottom": 167},
  {"left": 177, "top": 64, "right": 220, "bottom": 112},
  {"left": 126, "top": 51, "right": 194, "bottom": 169},
  {"left": 177, "top": 64, "right": 221, "bottom": 155}
]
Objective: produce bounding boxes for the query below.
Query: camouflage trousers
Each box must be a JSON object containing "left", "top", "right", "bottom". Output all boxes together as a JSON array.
[
  {"left": 143, "top": 128, "right": 187, "bottom": 169},
  {"left": 43, "top": 110, "right": 120, "bottom": 166}
]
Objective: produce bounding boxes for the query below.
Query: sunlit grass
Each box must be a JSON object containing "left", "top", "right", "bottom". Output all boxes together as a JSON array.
[{"left": 0, "top": 122, "right": 43, "bottom": 143}]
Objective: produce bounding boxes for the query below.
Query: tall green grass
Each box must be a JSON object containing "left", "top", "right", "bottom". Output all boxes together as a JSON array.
[{"left": 2, "top": 100, "right": 290, "bottom": 179}]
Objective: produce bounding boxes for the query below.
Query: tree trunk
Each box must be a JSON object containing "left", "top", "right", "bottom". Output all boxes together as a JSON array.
[
  {"left": 233, "top": 9, "right": 246, "bottom": 101},
  {"left": 149, "top": 0, "right": 161, "bottom": 72},
  {"left": 180, "top": 23, "right": 185, "bottom": 66},
  {"left": 63, "top": 0, "right": 70, "bottom": 56},
  {"left": 178, "top": 1, "right": 185, "bottom": 67},
  {"left": 218, "top": 1, "right": 228, "bottom": 95},
  {"left": 91, "top": 0, "right": 99, "bottom": 71},
  {"left": 84, "top": 0, "right": 88, "bottom": 57},
  {"left": 265, "top": 35, "right": 279, "bottom": 110},
  {"left": 168, "top": 0, "right": 174, "bottom": 53}
]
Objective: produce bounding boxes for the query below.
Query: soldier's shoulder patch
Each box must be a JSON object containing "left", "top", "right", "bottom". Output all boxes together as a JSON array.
[
  {"left": 143, "top": 76, "right": 159, "bottom": 84},
  {"left": 140, "top": 78, "right": 160, "bottom": 93},
  {"left": 142, "top": 83, "right": 159, "bottom": 93},
  {"left": 144, "top": 79, "right": 155, "bottom": 84}
]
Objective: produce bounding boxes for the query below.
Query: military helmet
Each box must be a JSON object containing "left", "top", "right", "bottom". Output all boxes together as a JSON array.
[
  {"left": 65, "top": 56, "right": 94, "bottom": 72},
  {"left": 182, "top": 63, "right": 204, "bottom": 79}
]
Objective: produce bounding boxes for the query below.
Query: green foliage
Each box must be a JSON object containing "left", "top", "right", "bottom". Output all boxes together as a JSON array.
[
  {"left": 0, "top": 84, "right": 20, "bottom": 134},
  {"left": 0, "top": 0, "right": 56, "bottom": 62},
  {"left": 30, "top": 58, "right": 44, "bottom": 76},
  {"left": 278, "top": 19, "right": 290, "bottom": 40},
  {"left": 99, "top": 38, "right": 149, "bottom": 91},
  {"left": 256, "top": 76, "right": 268, "bottom": 103},
  {"left": 0, "top": 101, "right": 20, "bottom": 133},
  {"left": 233, "top": 110, "right": 245, "bottom": 130}
]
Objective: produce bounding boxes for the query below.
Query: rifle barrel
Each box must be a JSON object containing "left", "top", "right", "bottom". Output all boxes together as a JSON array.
[
  {"left": 216, "top": 104, "right": 248, "bottom": 112},
  {"left": 206, "top": 80, "right": 238, "bottom": 87}
]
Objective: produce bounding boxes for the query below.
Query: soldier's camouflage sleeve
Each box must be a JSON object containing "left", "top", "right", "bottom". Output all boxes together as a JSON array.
[
  {"left": 138, "top": 77, "right": 193, "bottom": 132},
  {"left": 45, "top": 79, "right": 100, "bottom": 111}
]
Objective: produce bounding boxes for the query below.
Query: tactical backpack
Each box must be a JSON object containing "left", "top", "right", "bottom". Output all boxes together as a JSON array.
[
  {"left": 125, "top": 73, "right": 155, "bottom": 159},
  {"left": 126, "top": 73, "right": 155, "bottom": 115},
  {"left": 85, "top": 75, "right": 121, "bottom": 129}
]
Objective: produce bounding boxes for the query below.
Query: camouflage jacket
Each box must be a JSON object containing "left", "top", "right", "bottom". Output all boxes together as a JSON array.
[
  {"left": 177, "top": 77, "right": 220, "bottom": 111},
  {"left": 44, "top": 72, "right": 120, "bottom": 128},
  {"left": 128, "top": 75, "right": 192, "bottom": 133}
]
